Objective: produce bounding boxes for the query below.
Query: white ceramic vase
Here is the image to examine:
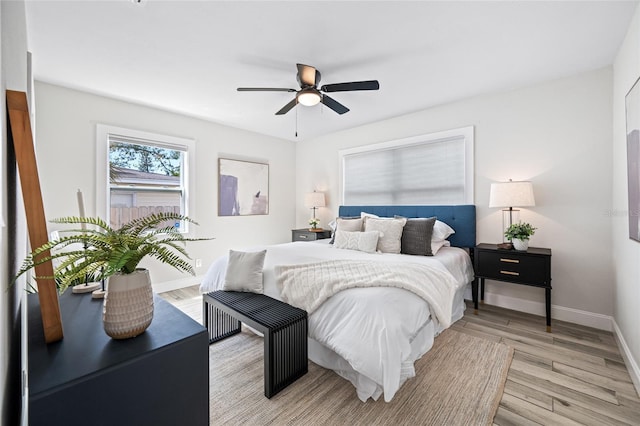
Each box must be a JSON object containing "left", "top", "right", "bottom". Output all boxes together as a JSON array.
[
  {"left": 103, "top": 269, "right": 154, "bottom": 339},
  {"left": 512, "top": 238, "right": 530, "bottom": 251}
]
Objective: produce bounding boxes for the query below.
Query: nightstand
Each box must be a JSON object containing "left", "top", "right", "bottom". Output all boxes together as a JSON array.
[
  {"left": 292, "top": 228, "right": 332, "bottom": 242},
  {"left": 474, "top": 243, "right": 552, "bottom": 332}
]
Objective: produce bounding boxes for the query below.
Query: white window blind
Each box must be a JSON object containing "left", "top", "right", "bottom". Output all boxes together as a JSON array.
[{"left": 341, "top": 127, "right": 473, "bottom": 205}]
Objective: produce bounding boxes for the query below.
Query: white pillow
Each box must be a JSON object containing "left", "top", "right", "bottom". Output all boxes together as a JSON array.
[
  {"left": 431, "top": 240, "right": 447, "bottom": 255},
  {"left": 361, "top": 212, "right": 380, "bottom": 220},
  {"left": 334, "top": 230, "right": 380, "bottom": 253},
  {"left": 433, "top": 220, "right": 455, "bottom": 241},
  {"left": 364, "top": 217, "right": 407, "bottom": 254},
  {"left": 223, "top": 249, "right": 267, "bottom": 293}
]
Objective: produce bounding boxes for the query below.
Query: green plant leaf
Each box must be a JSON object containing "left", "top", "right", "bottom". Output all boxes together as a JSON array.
[{"left": 13, "top": 212, "right": 213, "bottom": 293}]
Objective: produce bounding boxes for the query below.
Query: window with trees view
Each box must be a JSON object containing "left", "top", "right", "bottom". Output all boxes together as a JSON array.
[{"left": 97, "top": 125, "right": 195, "bottom": 232}]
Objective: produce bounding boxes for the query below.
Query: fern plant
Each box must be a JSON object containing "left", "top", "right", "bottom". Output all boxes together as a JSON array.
[{"left": 15, "top": 212, "right": 212, "bottom": 293}]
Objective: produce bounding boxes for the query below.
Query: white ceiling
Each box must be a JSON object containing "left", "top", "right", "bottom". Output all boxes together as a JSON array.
[{"left": 25, "top": 0, "right": 637, "bottom": 142}]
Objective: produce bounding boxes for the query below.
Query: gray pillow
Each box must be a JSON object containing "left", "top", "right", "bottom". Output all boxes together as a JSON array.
[
  {"left": 400, "top": 217, "right": 437, "bottom": 256},
  {"left": 223, "top": 249, "right": 267, "bottom": 293}
]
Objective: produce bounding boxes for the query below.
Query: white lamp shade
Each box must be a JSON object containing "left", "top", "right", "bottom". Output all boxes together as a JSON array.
[
  {"left": 304, "top": 192, "right": 326, "bottom": 208},
  {"left": 489, "top": 181, "right": 535, "bottom": 208}
]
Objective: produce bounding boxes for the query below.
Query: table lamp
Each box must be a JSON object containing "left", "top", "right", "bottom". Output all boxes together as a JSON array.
[
  {"left": 489, "top": 180, "right": 535, "bottom": 248},
  {"left": 304, "top": 191, "right": 325, "bottom": 231}
]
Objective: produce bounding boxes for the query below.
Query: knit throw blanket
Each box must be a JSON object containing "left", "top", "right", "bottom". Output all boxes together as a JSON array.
[{"left": 275, "top": 260, "right": 458, "bottom": 328}]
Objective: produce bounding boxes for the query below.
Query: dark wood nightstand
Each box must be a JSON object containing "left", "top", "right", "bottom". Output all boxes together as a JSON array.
[
  {"left": 474, "top": 243, "right": 552, "bottom": 332},
  {"left": 292, "top": 228, "right": 332, "bottom": 242}
]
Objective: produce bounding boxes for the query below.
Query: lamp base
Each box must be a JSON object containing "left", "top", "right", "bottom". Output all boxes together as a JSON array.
[{"left": 497, "top": 242, "right": 513, "bottom": 250}]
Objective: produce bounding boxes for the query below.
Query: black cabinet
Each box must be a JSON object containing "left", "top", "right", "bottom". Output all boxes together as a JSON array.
[
  {"left": 28, "top": 292, "right": 209, "bottom": 426},
  {"left": 292, "top": 228, "right": 332, "bottom": 242},
  {"left": 474, "top": 243, "right": 552, "bottom": 332}
]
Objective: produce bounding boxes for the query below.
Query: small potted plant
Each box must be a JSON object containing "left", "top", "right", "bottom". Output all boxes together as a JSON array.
[
  {"left": 504, "top": 222, "right": 537, "bottom": 251},
  {"left": 309, "top": 217, "right": 320, "bottom": 230},
  {"left": 15, "top": 212, "right": 212, "bottom": 339}
]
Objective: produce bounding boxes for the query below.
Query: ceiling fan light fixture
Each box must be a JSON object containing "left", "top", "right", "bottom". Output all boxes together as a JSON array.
[{"left": 297, "top": 89, "right": 321, "bottom": 106}]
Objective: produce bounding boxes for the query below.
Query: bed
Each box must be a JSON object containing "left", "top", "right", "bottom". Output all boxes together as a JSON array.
[{"left": 200, "top": 205, "right": 476, "bottom": 402}]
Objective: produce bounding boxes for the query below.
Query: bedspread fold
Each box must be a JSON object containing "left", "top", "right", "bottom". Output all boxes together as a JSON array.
[{"left": 275, "top": 260, "right": 458, "bottom": 328}]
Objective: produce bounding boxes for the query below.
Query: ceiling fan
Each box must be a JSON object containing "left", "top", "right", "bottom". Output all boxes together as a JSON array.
[{"left": 237, "top": 63, "right": 380, "bottom": 115}]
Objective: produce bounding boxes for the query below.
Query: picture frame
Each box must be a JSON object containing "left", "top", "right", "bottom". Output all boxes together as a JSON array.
[
  {"left": 625, "top": 76, "right": 640, "bottom": 242},
  {"left": 218, "top": 158, "right": 269, "bottom": 216}
]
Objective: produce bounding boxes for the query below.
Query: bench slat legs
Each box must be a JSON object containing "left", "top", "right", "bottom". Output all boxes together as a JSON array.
[
  {"left": 204, "top": 300, "right": 241, "bottom": 343},
  {"left": 264, "top": 317, "right": 308, "bottom": 398},
  {"left": 203, "top": 292, "right": 308, "bottom": 399}
]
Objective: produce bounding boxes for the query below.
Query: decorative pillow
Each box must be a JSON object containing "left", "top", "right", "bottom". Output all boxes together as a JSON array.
[
  {"left": 433, "top": 220, "right": 455, "bottom": 241},
  {"left": 364, "top": 217, "right": 407, "bottom": 254},
  {"left": 400, "top": 217, "right": 437, "bottom": 256},
  {"left": 330, "top": 217, "right": 364, "bottom": 244},
  {"left": 333, "top": 230, "right": 380, "bottom": 253},
  {"left": 223, "top": 249, "right": 267, "bottom": 293}
]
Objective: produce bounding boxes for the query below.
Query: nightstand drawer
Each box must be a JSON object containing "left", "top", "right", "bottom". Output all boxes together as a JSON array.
[
  {"left": 476, "top": 250, "right": 549, "bottom": 286},
  {"left": 292, "top": 229, "right": 331, "bottom": 242}
]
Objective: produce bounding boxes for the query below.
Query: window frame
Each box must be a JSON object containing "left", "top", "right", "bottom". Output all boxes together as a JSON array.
[
  {"left": 96, "top": 124, "right": 196, "bottom": 235},
  {"left": 338, "top": 126, "right": 474, "bottom": 205}
]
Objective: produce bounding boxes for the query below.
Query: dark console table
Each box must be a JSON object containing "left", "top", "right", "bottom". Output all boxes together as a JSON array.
[{"left": 28, "top": 291, "right": 209, "bottom": 426}]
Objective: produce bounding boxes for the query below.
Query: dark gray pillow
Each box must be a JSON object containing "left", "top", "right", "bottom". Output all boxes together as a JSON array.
[{"left": 399, "top": 217, "right": 437, "bottom": 256}]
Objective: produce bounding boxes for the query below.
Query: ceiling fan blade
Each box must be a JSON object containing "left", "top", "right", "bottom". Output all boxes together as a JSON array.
[
  {"left": 320, "top": 80, "right": 380, "bottom": 93},
  {"left": 275, "top": 98, "right": 297, "bottom": 115},
  {"left": 321, "top": 95, "right": 349, "bottom": 115},
  {"left": 296, "top": 63, "right": 320, "bottom": 87},
  {"left": 237, "top": 87, "right": 296, "bottom": 92}
]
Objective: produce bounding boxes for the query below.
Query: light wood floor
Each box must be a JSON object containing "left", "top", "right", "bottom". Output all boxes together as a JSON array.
[{"left": 160, "top": 286, "right": 640, "bottom": 425}]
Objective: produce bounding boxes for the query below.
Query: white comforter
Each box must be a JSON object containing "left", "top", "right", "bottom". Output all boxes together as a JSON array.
[
  {"left": 275, "top": 260, "right": 457, "bottom": 327},
  {"left": 200, "top": 240, "right": 474, "bottom": 402}
]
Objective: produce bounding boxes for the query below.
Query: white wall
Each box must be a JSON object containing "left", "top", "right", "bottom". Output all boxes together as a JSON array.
[
  {"left": 1, "top": 0, "right": 29, "bottom": 423},
  {"left": 296, "top": 68, "right": 614, "bottom": 325},
  {"left": 613, "top": 2, "right": 640, "bottom": 392},
  {"left": 34, "top": 82, "right": 296, "bottom": 291}
]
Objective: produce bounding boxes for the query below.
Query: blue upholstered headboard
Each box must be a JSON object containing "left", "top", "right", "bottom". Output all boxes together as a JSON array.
[{"left": 338, "top": 205, "right": 476, "bottom": 248}]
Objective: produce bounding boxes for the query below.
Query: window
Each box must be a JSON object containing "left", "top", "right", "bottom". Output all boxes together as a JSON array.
[
  {"left": 96, "top": 125, "right": 195, "bottom": 233},
  {"left": 340, "top": 126, "right": 473, "bottom": 205}
]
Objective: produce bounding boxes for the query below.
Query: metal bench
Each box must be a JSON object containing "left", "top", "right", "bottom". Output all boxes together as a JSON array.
[{"left": 203, "top": 290, "right": 308, "bottom": 398}]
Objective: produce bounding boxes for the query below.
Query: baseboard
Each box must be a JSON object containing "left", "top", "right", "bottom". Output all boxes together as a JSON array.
[
  {"left": 612, "top": 320, "right": 640, "bottom": 397},
  {"left": 482, "top": 291, "right": 613, "bottom": 331},
  {"left": 153, "top": 275, "right": 203, "bottom": 294}
]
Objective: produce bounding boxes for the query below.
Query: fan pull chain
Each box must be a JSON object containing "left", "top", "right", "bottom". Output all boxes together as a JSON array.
[{"left": 295, "top": 99, "right": 298, "bottom": 138}]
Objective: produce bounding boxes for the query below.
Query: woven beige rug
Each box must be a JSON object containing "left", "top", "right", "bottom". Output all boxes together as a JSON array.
[{"left": 209, "top": 328, "right": 513, "bottom": 425}]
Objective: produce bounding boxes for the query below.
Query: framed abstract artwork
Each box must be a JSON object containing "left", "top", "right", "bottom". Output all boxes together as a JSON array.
[
  {"left": 218, "top": 158, "right": 269, "bottom": 216},
  {"left": 626, "top": 76, "right": 640, "bottom": 242}
]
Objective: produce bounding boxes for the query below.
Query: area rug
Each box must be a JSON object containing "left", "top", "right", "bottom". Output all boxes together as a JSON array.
[{"left": 209, "top": 328, "right": 513, "bottom": 425}]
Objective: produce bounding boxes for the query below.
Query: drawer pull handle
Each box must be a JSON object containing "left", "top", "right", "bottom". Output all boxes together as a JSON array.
[
  {"left": 500, "top": 258, "right": 520, "bottom": 264},
  {"left": 299, "top": 235, "right": 308, "bottom": 239},
  {"left": 500, "top": 270, "right": 520, "bottom": 276}
]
